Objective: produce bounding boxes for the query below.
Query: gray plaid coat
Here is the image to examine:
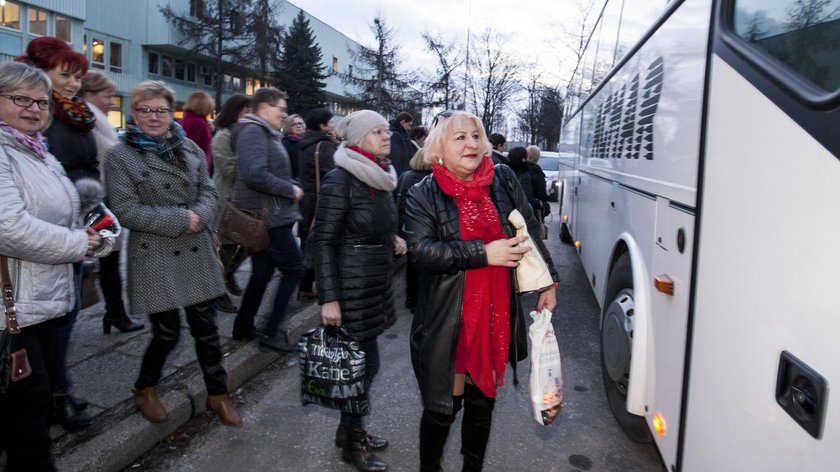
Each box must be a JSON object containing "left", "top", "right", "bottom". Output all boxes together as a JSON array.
[{"left": 104, "top": 138, "right": 225, "bottom": 315}]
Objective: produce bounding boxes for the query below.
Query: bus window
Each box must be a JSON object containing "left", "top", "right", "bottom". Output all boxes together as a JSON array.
[
  {"left": 616, "top": 0, "right": 669, "bottom": 60},
  {"left": 732, "top": 0, "right": 840, "bottom": 93}
]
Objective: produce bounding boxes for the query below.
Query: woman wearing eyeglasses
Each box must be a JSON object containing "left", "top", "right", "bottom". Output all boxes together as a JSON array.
[
  {"left": 312, "top": 110, "right": 407, "bottom": 472},
  {"left": 0, "top": 61, "right": 105, "bottom": 471},
  {"left": 404, "top": 110, "right": 558, "bottom": 471},
  {"left": 16, "top": 35, "right": 101, "bottom": 433},
  {"left": 281, "top": 114, "right": 305, "bottom": 179},
  {"left": 104, "top": 81, "right": 241, "bottom": 427}
]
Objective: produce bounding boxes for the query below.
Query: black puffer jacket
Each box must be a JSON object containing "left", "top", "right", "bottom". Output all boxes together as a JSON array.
[
  {"left": 44, "top": 118, "right": 99, "bottom": 182},
  {"left": 298, "top": 129, "right": 337, "bottom": 229},
  {"left": 312, "top": 167, "right": 398, "bottom": 342},
  {"left": 404, "top": 164, "right": 558, "bottom": 415}
]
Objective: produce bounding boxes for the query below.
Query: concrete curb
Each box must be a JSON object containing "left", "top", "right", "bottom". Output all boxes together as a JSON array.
[{"left": 54, "top": 301, "right": 323, "bottom": 472}]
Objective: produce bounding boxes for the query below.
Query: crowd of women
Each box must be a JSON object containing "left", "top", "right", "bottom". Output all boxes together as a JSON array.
[{"left": 0, "top": 35, "right": 557, "bottom": 472}]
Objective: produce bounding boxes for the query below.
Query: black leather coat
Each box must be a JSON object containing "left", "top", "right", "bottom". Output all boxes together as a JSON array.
[
  {"left": 312, "top": 167, "right": 398, "bottom": 342},
  {"left": 404, "top": 164, "right": 558, "bottom": 415}
]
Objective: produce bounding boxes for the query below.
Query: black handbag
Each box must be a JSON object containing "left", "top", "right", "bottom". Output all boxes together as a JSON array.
[
  {"left": 1, "top": 255, "right": 32, "bottom": 397},
  {"left": 299, "top": 326, "right": 369, "bottom": 415}
]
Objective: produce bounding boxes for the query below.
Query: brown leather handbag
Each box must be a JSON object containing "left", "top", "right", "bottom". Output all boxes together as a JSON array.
[
  {"left": 218, "top": 201, "right": 270, "bottom": 253},
  {"left": 1, "top": 255, "right": 32, "bottom": 396}
]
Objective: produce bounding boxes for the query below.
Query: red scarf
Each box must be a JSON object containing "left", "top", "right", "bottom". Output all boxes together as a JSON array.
[{"left": 432, "top": 156, "right": 510, "bottom": 398}]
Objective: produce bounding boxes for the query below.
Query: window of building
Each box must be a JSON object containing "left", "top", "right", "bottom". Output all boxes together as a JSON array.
[
  {"left": 28, "top": 7, "right": 47, "bottom": 36},
  {"left": 109, "top": 42, "right": 122, "bottom": 73},
  {"left": 174, "top": 58, "right": 185, "bottom": 80},
  {"left": 91, "top": 37, "right": 105, "bottom": 69},
  {"left": 189, "top": 0, "right": 205, "bottom": 18},
  {"left": 348, "top": 64, "right": 353, "bottom": 77},
  {"left": 161, "top": 55, "right": 173, "bottom": 77},
  {"left": 55, "top": 15, "right": 71, "bottom": 42},
  {"left": 107, "top": 96, "right": 123, "bottom": 129},
  {"left": 203, "top": 68, "right": 212, "bottom": 86},
  {"left": 0, "top": 1, "right": 20, "bottom": 31},
  {"left": 148, "top": 51, "right": 159, "bottom": 75},
  {"left": 332, "top": 56, "right": 338, "bottom": 74},
  {"left": 187, "top": 63, "right": 196, "bottom": 82}
]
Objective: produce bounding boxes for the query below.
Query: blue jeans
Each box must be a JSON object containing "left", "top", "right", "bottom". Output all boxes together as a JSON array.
[
  {"left": 233, "top": 224, "right": 304, "bottom": 338},
  {"left": 55, "top": 261, "right": 82, "bottom": 394},
  {"left": 340, "top": 338, "right": 380, "bottom": 429}
]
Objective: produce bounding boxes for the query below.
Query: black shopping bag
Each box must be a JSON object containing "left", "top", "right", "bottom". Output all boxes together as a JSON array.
[{"left": 299, "top": 326, "right": 369, "bottom": 415}]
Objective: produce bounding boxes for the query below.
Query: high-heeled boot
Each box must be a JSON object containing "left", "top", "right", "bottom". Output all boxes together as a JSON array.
[
  {"left": 420, "top": 407, "right": 457, "bottom": 472},
  {"left": 336, "top": 423, "right": 388, "bottom": 450},
  {"left": 103, "top": 313, "right": 144, "bottom": 334},
  {"left": 342, "top": 428, "right": 387, "bottom": 472},
  {"left": 53, "top": 393, "right": 93, "bottom": 432},
  {"left": 133, "top": 386, "right": 168, "bottom": 423},
  {"left": 460, "top": 384, "right": 495, "bottom": 472},
  {"left": 207, "top": 393, "right": 242, "bottom": 426}
]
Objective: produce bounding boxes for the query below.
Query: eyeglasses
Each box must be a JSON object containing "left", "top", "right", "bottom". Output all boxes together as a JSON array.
[
  {"left": 432, "top": 110, "right": 455, "bottom": 127},
  {"left": 1, "top": 94, "right": 51, "bottom": 110},
  {"left": 134, "top": 107, "right": 172, "bottom": 118}
]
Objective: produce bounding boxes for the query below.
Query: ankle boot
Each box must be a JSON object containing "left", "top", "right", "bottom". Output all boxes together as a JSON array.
[
  {"left": 53, "top": 394, "right": 93, "bottom": 432},
  {"left": 336, "top": 424, "right": 388, "bottom": 450},
  {"left": 207, "top": 393, "right": 242, "bottom": 426},
  {"left": 133, "top": 386, "right": 168, "bottom": 423},
  {"left": 342, "top": 428, "right": 387, "bottom": 472},
  {"left": 103, "top": 313, "right": 144, "bottom": 334}
]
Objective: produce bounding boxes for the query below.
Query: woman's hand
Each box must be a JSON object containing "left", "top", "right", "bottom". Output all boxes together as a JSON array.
[
  {"left": 85, "top": 227, "right": 103, "bottom": 256},
  {"left": 321, "top": 300, "right": 342, "bottom": 327},
  {"left": 393, "top": 235, "right": 407, "bottom": 256},
  {"left": 186, "top": 210, "right": 204, "bottom": 233},
  {"left": 485, "top": 235, "right": 531, "bottom": 267},
  {"left": 536, "top": 286, "right": 557, "bottom": 312},
  {"left": 292, "top": 185, "right": 304, "bottom": 203}
]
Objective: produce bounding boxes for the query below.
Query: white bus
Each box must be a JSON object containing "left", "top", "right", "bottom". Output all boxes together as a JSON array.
[{"left": 556, "top": 0, "right": 839, "bottom": 470}]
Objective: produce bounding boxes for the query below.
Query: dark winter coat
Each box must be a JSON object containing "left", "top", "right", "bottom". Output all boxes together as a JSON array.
[
  {"left": 510, "top": 160, "right": 549, "bottom": 214},
  {"left": 312, "top": 164, "right": 398, "bottom": 342},
  {"left": 298, "top": 129, "right": 337, "bottom": 230},
  {"left": 387, "top": 122, "right": 414, "bottom": 176},
  {"left": 281, "top": 134, "right": 301, "bottom": 179},
  {"left": 404, "top": 163, "right": 558, "bottom": 415},
  {"left": 394, "top": 168, "right": 431, "bottom": 237},
  {"left": 230, "top": 115, "right": 301, "bottom": 228},
  {"left": 44, "top": 118, "right": 99, "bottom": 182}
]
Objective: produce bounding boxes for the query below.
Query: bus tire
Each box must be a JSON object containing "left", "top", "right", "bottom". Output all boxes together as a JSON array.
[
  {"left": 559, "top": 222, "right": 572, "bottom": 244},
  {"left": 601, "top": 253, "right": 653, "bottom": 444}
]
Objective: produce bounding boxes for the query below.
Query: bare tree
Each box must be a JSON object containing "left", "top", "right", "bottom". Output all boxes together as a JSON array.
[
  {"left": 467, "top": 28, "right": 521, "bottom": 134},
  {"left": 243, "top": 0, "right": 285, "bottom": 85},
  {"left": 420, "top": 32, "right": 464, "bottom": 110},
  {"left": 161, "top": 0, "right": 255, "bottom": 109},
  {"left": 558, "top": 0, "right": 600, "bottom": 89},
  {"left": 342, "top": 14, "right": 416, "bottom": 117}
]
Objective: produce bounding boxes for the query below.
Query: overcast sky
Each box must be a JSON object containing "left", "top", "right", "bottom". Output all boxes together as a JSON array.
[{"left": 286, "top": 0, "right": 578, "bottom": 86}]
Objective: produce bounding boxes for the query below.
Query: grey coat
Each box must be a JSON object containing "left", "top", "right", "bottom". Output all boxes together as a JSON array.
[
  {"left": 104, "top": 138, "right": 225, "bottom": 315},
  {"left": 0, "top": 129, "right": 88, "bottom": 328},
  {"left": 231, "top": 115, "right": 301, "bottom": 228}
]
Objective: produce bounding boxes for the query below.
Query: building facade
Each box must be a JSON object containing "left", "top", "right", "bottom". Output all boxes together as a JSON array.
[{"left": 0, "top": 0, "right": 362, "bottom": 127}]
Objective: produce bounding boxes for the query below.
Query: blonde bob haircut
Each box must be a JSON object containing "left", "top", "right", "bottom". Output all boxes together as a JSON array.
[
  {"left": 423, "top": 110, "right": 492, "bottom": 166},
  {"left": 526, "top": 145, "right": 541, "bottom": 164},
  {"left": 131, "top": 80, "right": 176, "bottom": 110}
]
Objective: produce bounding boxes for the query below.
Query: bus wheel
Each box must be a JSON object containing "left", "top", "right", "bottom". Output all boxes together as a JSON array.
[
  {"left": 559, "top": 222, "right": 572, "bottom": 244},
  {"left": 601, "top": 253, "right": 653, "bottom": 443}
]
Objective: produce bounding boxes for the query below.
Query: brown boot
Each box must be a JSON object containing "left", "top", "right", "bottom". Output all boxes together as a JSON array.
[
  {"left": 207, "top": 393, "right": 242, "bottom": 426},
  {"left": 133, "top": 386, "right": 168, "bottom": 423}
]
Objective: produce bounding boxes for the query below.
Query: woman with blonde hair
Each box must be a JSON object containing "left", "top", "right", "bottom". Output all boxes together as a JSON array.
[
  {"left": 180, "top": 91, "right": 214, "bottom": 174},
  {"left": 105, "top": 81, "right": 241, "bottom": 427},
  {"left": 405, "top": 110, "right": 558, "bottom": 471}
]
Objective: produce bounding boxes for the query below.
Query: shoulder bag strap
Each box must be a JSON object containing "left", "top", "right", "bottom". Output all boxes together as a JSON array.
[
  {"left": 232, "top": 121, "right": 273, "bottom": 220},
  {"left": 1, "top": 256, "right": 20, "bottom": 334},
  {"left": 309, "top": 142, "right": 323, "bottom": 231}
]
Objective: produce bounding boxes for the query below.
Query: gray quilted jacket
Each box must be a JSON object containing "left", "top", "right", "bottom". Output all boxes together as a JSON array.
[{"left": 0, "top": 129, "right": 89, "bottom": 328}]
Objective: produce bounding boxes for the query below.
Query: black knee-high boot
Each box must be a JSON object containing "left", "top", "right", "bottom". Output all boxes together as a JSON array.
[
  {"left": 460, "top": 384, "right": 495, "bottom": 472},
  {"left": 420, "top": 395, "right": 462, "bottom": 472}
]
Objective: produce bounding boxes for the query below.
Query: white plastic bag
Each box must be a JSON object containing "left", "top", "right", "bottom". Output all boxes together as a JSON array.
[{"left": 528, "top": 308, "right": 563, "bottom": 425}]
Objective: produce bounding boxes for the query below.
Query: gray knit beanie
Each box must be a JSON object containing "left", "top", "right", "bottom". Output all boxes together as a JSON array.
[{"left": 336, "top": 110, "right": 388, "bottom": 146}]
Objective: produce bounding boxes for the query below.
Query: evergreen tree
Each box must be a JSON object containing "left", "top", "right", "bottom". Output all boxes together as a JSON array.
[
  {"left": 342, "top": 15, "right": 414, "bottom": 117},
  {"left": 278, "top": 10, "right": 328, "bottom": 115}
]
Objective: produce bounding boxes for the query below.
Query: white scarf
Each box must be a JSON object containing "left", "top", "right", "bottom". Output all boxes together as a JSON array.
[{"left": 334, "top": 143, "right": 397, "bottom": 191}]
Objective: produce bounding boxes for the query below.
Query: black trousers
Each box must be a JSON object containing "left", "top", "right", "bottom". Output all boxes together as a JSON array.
[
  {"left": 99, "top": 249, "right": 128, "bottom": 319},
  {"left": 0, "top": 319, "right": 58, "bottom": 472},
  {"left": 134, "top": 301, "right": 228, "bottom": 396}
]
